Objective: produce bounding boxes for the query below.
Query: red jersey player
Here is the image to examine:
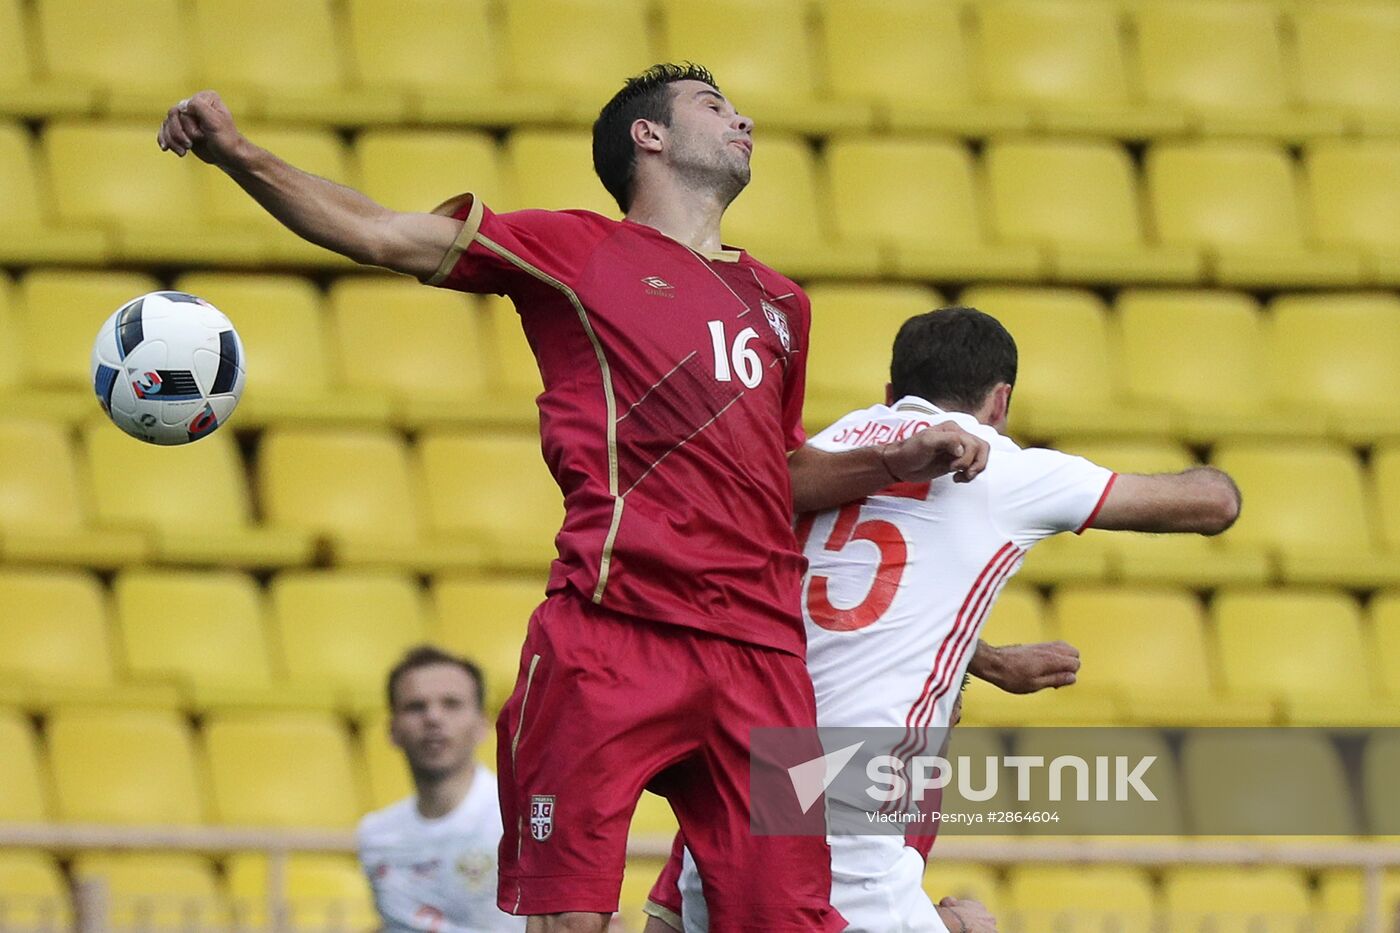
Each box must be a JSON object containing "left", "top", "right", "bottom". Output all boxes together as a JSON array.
[{"left": 156, "top": 64, "right": 989, "bottom": 933}]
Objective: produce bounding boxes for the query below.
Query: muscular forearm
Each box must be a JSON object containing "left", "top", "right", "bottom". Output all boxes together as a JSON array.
[
  {"left": 220, "top": 138, "right": 398, "bottom": 266},
  {"left": 789, "top": 445, "right": 897, "bottom": 514}
]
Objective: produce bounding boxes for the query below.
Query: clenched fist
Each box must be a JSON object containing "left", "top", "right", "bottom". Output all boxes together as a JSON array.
[
  {"left": 881, "top": 420, "right": 990, "bottom": 485},
  {"left": 156, "top": 90, "right": 244, "bottom": 166}
]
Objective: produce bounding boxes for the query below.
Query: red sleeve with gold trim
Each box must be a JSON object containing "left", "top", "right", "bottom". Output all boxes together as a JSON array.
[{"left": 421, "top": 193, "right": 615, "bottom": 297}]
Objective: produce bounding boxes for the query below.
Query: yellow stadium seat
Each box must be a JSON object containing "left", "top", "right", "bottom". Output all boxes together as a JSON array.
[
  {"left": 1213, "top": 442, "right": 1398, "bottom": 587},
  {"left": 81, "top": 418, "right": 313, "bottom": 569},
  {"left": 476, "top": 293, "right": 546, "bottom": 428},
  {"left": 724, "top": 135, "right": 881, "bottom": 278},
  {"left": 1058, "top": 437, "right": 1268, "bottom": 586},
  {"left": 619, "top": 856, "right": 671, "bottom": 931},
  {"left": 226, "top": 852, "right": 375, "bottom": 931},
  {"left": 961, "top": 662, "right": 1118, "bottom": 726},
  {"left": 270, "top": 571, "right": 429, "bottom": 710},
  {"left": 33, "top": 0, "right": 193, "bottom": 118},
  {"left": 0, "top": 419, "right": 151, "bottom": 568},
  {"left": 257, "top": 427, "right": 478, "bottom": 571},
  {"left": 1161, "top": 866, "right": 1313, "bottom": 933},
  {"left": 1005, "top": 865, "right": 1156, "bottom": 933},
  {"left": 1373, "top": 592, "right": 1400, "bottom": 701},
  {"left": 1317, "top": 869, "right": 1400, "bottom": 933},
  {"left": 983, "top": 139, "right": 1199, "bottom": 284},
  {"left": 660, "top": 0, "right": 873, "bottom": 134},
  {"left": 204, "top": 711, "right": 363, "bottom": 827},
  {"left": 0, "top": 569, "right": 115, "bottom": 692},
  {"left": 417, "top": 432, "right": 562, "bottom": 570},
  {"left": 822, "top": 0, "right": 1027, "bottom": 135},
  {"left": 957, "top": 286, "right": 1168, "bottom": 438},
  {"left": 979, "top": 587, "right": 1046, "bottom": 647},
  {"left": 502, "top": 0, "right": 655, "bottom": 124},
  {"left": 507, "top": 129, "right": 620, "bottom": 218},
  {"left": 631, "top": 791, "right": 680, "bottom": 843},
  {"left": 357, "top": 129, "right": 508, "bottom": 215},
  {"left": 72, "top": 853, "right": 229, "bottom": 931},
  {"left": 1146, "top": 141, "right": 1363, "bottom": 288},
  {"left": 113, "top": 570, "right": 311, "bottom": 711},
  {"left": 1054, "top": 586, "right": 1269, "bottom": 726},
  {"left": 190, "top": 0, "right": 402, "bottom": 125},
  {"left": 360, "top": 712, "right": 412, "bottom": 809},
  {"left": 973, "top": 0, "right": 1180, "bottom": 137},
  {"left": 0, "top": 120, "right": 106, "bottom": 262},
  {"left": 924, "top": 862, "right": 1004, "bottom": 919},
  {"left": 431, "top": 576, "right": 542, "bottom": 712},
  {"left": 327, "top": 277, "right": 488, "bottom": 427},
  {"left": 1267, "top": 292, "right": 1400, "bottom": 443},
  {"left": 0, "top": 709, "right": 48, "bottom": 821},
  {"left": 43, "top": 121, "right": 262, "bottom": 264},
  {"left": 1306, "top": 142, "right": 1400, "bottom": 285},
  {"left": 346, "top": 0, "right": 555, "bottom": 126},
  {"left": 1214, "top": 589, "right": 1382, "bottom": 725},
  {"left": 1294, "top": 3, "right": 1400, "bottom": 135},
  {"left": 47, "top": 707, "right": 204, "bottom": 824},
  {"left": 197, "top": 128, "right": 354, "bottom": 268},
  {"left": 1180, "top": 730, "right": 1356, "bottom": 834},
  {"left": 802, "top": 284, "right": 944, "bottom": 428},
  {"left": 172, "top": 272, "right": 391, "bottom": 426},
  {"left": 15, "top": 268, "right": 158, "bottom": 391},
  {"left": 0, "top": 851, "right": 72, "bottom": 931},
  {"left": 1132, "top": 1, "right": 1340, "bottom": 140},
  {"left": 1115, "top": 289, "right": 1311, "bottom": 440},
  {"left": 1364, "top": 732, "right": 1400, "bottom": 835},
  {"left": 0, "top": 0, "right": 92, "bottom": 119},
  {"left": 1010, "top": 728, "right": 1184, "bottom": 835},
  {"left": 825, "top": 138, "right": 1041, "bottom": 282}
]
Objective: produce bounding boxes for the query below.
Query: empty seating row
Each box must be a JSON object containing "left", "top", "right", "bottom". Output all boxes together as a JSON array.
[
  {"left": 3, "top": 0, "right": 1399, "bottom": 139},
  {"left": 0, "top": 568, "right": 542, "bottom": 713},
  {"left": 3, "top": 567, "right": 1400, "bottom": 726},
  {"left": 6, "top": 122, "right": 1400, "bottom": 286}
]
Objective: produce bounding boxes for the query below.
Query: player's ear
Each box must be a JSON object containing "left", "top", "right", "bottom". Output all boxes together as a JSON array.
[
  {"left": 631, "top": 118, "right": 665, "bottom": 154},
  {"left": 989, "top": 383, "right": 1012, "bottom": 425}
]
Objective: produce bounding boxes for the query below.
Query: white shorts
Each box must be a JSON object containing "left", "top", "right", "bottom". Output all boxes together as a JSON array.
[{"left": 678, "top": 836, "right": 949, "bottom": 933}]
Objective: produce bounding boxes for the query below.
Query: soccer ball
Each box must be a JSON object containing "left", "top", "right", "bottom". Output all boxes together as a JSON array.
[{"left": 90, "top": 291, "right": 246, "bottom": 445}]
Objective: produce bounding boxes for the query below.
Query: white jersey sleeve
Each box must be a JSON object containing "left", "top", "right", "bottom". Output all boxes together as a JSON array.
[{"left": 990, "top": 446, "right": 1115, "bottom": 549}]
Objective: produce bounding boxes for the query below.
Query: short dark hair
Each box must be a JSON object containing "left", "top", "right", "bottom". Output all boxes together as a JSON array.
[
  {"left": 889, "top": 307, "right": 1018, "bottom": 412},
  {"left": 385, "top": 645, "right": 485, "bottom": 712},
  {"left": 593, "top": 62, "right": 721, "bottom": 212}
]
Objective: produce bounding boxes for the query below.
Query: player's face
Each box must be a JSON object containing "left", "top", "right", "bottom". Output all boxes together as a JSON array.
[
  {"left": 662, "top": 81, "right": 754, "bottom": 205},
  {"left": 389, "top": 664, "right": 485, "bottom": 782}
]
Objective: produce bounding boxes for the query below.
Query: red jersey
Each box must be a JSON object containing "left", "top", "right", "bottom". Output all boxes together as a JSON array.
[{"left": 427, "top": 194, "right": 811, "bottom": 656}]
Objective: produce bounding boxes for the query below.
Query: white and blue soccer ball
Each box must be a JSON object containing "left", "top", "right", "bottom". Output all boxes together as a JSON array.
[{"left": 90, "top": 291, "right": 246, "bottom": 445}]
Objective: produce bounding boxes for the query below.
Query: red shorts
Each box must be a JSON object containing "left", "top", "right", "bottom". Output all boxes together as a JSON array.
[{"left": 496, "top": 588, "right": 846, "bottom": 931}]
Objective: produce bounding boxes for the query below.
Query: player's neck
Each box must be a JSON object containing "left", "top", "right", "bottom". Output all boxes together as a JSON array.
[
  {"left": 625, "top": 182, "right": 727, "bottom": 255},
  {"left": 413, "top": 762, "right": 476, "bottom": 819}
]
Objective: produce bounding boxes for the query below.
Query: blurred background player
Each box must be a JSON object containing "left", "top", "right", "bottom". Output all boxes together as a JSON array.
[
  {"left": 156, "top": 64, "right": 988, "bottom": 933},
  {"left": 647, "top": 306, "right": 1242, "bottom": 933},
  {"left": 358, "top": 646, "right": 524, "bottom": 933}
]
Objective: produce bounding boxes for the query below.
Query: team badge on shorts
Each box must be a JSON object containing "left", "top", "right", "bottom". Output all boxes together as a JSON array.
[
  {"left": 530, "top": 795, "right": 556, "bottom": 842},
  {"left": 761, "top": 300, "right": 792, "bottom": 352}
]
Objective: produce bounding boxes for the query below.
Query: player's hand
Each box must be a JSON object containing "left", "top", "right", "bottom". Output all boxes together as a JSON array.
[
  {"left": 973, "top": 640, "right": 1080, "bottom": 695},
  {"left": 938, "top": 896, "right": 998, "bottom": 933},
  {"left": 157, "top": 90, "right": 243, "bottom": 165},
  {"left": 882, "top": 421, "right": 990, "bottom": 484}
]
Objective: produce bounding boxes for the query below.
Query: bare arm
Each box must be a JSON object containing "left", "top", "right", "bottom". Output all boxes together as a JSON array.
[
  {"left": 789, "top": 421, "right": 990, "bottom": 514},
  {"left": 1089, "top": 467, "right": 1241, "bottom": 536},
  {"left": 968, "top": 639, "right": 1079, "bottom": 693},
  {"left": 156, "top": 91, "right": 461, "bottom": 279}
]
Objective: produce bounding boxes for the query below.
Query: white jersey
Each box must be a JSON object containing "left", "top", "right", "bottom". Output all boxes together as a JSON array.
[
  {"left": 801, "top": 397, "right": 1114, "bottom": 735},
  {"left": 357, "top": 766, "right": 525, "bottom": 933}
]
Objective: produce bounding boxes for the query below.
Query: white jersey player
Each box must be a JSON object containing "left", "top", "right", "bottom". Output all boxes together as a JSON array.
[
  {"left": 358, "top": 647, "right": 525, "bottom": 933},
  {"left": 647, "top": 306, "right": 1241, "bottom": 933}
]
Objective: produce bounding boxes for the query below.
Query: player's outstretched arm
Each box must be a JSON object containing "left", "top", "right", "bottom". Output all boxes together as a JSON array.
[
  {"left": 156, "top": 91, "right": 461, "bottom": 279},
  {"left": 1088, "top": 466, "right": 1241, "bottom": 536},
  {"left": 938, "top": 897, "right": 998, "bottom": 933},
  {"left": 789, "top": 422, "right": 990, "bottom": 514},
  {"left": 969, "top": 639, "right": 1079, "bottom": 694}
]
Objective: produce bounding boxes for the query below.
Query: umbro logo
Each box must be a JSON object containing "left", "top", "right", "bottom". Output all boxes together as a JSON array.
[{"left": 642, "top": 275, "right": 676, "bottom": 298}]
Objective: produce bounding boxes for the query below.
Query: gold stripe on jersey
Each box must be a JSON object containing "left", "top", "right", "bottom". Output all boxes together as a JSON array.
[
  {"left": 473, "top": 231, "right": 625, "bottom": 603},
  {"left": 643, "top": 900, "right": 684, "bottom": 931},
  {"left": 424, "top": 192, "right": 485, "bottom": 286}
]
